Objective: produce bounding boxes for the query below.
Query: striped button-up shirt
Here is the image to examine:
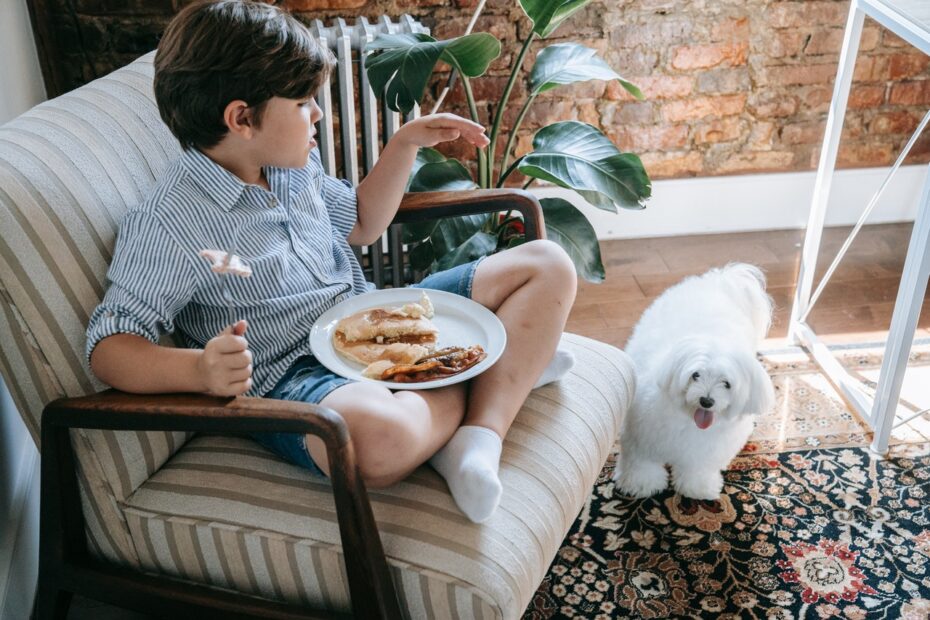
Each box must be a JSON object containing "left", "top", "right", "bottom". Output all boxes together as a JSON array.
[{"left": 85, "top": 147, "right": 374, "bottom": 396}]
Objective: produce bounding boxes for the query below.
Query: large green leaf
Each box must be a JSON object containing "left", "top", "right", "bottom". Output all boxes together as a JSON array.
[
  {"left": 434, "top": 231, "right": 498, "bottom": 271},
  {"left": 518, "top": 121, "right": 651, "bottom": 212},
  {"left": 409, "top": 214, "right": 492, "bottom": 274},
  {"left": 530, "top": 120, "right": 622, "bottom": 161},
  {"left": 402, "top": 149, "right": 478, "bottom": 243},
  {"left": 408, "top": 161, "right": 478, "bottom": 193},
  {"left": 439, "top": 34, "right": 503, "bottom": 76},
  {"left": 409, "top": 240, "right": 436, "bottom": 271},
  {"left": 407, "top": 147, "right": 446, "bottom": 188},
  {"left": 401, "top": 220, "right": 438, "bottom": 245},
  {"left": 519, "top": 0, "right": 593, "bottom": 38},
  {"left": 366, "top": 33, "right": 501, "bottom": 114},
  {"left": 541, "top": 197, "right": 604, "bottom": 282},
  {"left": 530, "top": 43, "right": 643, "bottom": 100},
  {"left": 430, "top": 215, "right": 489, "bottom": 256}
]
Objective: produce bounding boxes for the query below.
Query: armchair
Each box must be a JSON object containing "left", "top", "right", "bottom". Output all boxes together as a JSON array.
[{"left": 0, "top": 42, "right": 635, "bottom": 620}]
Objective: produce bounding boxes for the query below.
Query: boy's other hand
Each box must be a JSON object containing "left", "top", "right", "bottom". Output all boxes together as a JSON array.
[
  {"left": 398, "top": 114, "right": 490, "bottom": 149},
  {"left": 198, "top": 319, "right": 253, "bottom": 396}
]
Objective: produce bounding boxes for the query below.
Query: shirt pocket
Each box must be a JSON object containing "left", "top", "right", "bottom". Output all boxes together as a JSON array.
[{"left": 289, "top": 206, "right": 340, "bottom": 266}]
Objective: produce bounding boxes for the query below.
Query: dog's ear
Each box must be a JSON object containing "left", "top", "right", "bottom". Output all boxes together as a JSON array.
[
  {"left": 657, "top": 346, "right": 690, "bottom": 394},
  {"left": 745, "top": 357, "right": 775, "bottom": 415}
]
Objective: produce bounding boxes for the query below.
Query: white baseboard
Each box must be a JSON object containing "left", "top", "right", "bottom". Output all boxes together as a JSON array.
[{"left": 531, "top": 164, "right": 929, "bottom": 240}]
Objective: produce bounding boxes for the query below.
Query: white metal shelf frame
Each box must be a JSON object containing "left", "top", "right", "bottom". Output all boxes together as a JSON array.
[{"left": 789, "top": 0, "right": 930, "bottom": 455}]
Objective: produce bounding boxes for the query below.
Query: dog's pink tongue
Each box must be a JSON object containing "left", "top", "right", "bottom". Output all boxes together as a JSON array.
[{"left": 694, "top": 408, "right": 714, "bottom": 430}]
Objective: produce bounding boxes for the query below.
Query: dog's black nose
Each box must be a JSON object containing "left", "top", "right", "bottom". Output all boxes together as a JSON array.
[{"left": 699, "top": 396, "right": 714, "bottom": 408}]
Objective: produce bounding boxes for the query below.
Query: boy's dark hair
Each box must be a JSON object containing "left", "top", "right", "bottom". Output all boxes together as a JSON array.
[{"left": 154, "top": 0, "right": 334, "bottom": 150}]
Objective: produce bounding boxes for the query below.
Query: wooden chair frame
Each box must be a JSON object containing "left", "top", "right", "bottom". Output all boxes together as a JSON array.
[{"left": 34, "top": 190, "right": 544, "bottom": 620}]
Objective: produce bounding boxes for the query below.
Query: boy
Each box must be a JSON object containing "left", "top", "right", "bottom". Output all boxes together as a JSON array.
[{"left": 87, "top": 0, "right": 577, "bottom": 523}]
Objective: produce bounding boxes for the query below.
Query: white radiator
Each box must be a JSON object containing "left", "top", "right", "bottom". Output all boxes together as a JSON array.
[
  {"left": 311, "top": 16, "right": 427, "bottom": 181},
  {"left": 311, "top": 16, "right": 429, "bottom": 286}
]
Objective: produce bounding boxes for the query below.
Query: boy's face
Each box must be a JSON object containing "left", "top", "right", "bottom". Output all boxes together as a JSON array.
[{"left": 251, "top": 96, "right": 323, "bottom": 169}]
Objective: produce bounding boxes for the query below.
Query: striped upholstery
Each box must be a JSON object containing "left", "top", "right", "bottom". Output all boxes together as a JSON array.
[
  {"left": 124, "top": 334, "right": 634, "bottom": 619},
  {"left": 0, "top": 51, "right": 189, "bottom": 566},
  {"left": 0, "top": 45, "right": 637, "bottom": 617}
]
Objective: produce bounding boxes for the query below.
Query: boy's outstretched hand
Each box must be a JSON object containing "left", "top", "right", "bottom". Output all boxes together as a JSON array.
[
  {"left": 198, "top": 319, "right": 253, "bottom": 396},
  {"left": 397, "top": 114, "right": 490, "bottom": 148},
  {"left": 352, "top": 113, "right": 490, "bottom": 246}
]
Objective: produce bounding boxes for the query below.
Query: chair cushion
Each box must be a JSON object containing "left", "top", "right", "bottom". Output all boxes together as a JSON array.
[{"left": 121, "top": 333, "right": 634, "bottom": 619}]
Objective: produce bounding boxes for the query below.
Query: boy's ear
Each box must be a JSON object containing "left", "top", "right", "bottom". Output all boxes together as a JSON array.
[{"left": 223, "top": 100, "right": 255, "bottom": 139}]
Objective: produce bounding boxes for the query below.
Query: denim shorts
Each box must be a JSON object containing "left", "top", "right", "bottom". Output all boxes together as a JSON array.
[{"left": 250, "top": 257, "right": 484, "bottom": 475}]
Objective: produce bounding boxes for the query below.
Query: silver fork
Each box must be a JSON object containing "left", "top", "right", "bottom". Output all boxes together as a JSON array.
[{"left": 221, "top": 229, "right": 239, "bottom": 328}]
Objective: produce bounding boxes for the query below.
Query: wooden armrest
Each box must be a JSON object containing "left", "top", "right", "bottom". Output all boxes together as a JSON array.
[
  {"left": 394, "top": 189, "right": 545, "bottom": 241},
  {"left": 44, "top": 390, "right": 349, "bottom": 445},
  {"left": 41, "top": 390, "right": 402, "bottom": 618}
]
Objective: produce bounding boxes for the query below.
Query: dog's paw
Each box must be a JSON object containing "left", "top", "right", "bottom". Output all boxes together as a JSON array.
[
  {"left": 672, "top": 470, "right": 724, "bottom": 501},
  {"left": 613, "top": 462, "right": 668, "bottom": 498}
]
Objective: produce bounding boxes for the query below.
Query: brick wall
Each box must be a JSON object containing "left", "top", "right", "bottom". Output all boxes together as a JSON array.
[{"left": 34, "top": 0, "right": 930, "bottom": 180}]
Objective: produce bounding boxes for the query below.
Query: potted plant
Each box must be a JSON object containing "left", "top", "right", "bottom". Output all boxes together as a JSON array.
[{"left": 365, "top": 0, "right": 652, "bottom": 282}]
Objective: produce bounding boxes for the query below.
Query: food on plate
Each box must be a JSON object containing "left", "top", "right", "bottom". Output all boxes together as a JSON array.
[
  {"left": 361, "top": 359, "right": 396, "bottom": 380},
  {"left": 333, "top": 292, "right": 438, "bottom": 366},
  {"left": 378, "top": 345, "right": 487, "bottom": 383},
  {"left": 199, "top": 249, "right": 252, "bottom": 277}
]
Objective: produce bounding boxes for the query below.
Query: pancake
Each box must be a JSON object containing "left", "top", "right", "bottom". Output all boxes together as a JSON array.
[{"left": 333, "top": 292, "right": 438, "bottom": 366}]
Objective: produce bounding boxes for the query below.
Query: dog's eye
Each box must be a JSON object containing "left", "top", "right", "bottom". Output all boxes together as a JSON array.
[
  {"left": 691, "top": 372, "right": 700, "bottom": 380},
  {"left": 723, "top": 381, "right": 731, "bottom": 389}
]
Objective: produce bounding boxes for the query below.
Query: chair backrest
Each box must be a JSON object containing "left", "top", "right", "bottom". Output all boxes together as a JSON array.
[{"left": 0, "top": 17, "right": 424, "bottom": 566}]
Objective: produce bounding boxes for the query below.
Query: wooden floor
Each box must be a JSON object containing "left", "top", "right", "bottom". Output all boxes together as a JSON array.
[
  {"left": 66, "top": 222, "right": 929, "bottom": 619},
  {"left": 567, "top": 222, "right": 930, "bottom": 350}
]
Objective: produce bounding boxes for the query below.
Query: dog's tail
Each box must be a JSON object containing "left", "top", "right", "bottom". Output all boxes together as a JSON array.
[{"left": 716, "top": 262, "right": 773, "bottom": 340}]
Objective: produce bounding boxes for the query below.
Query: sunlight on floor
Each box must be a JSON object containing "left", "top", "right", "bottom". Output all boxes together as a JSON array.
[
  {"left": 756, "top": 338, "right": 930, "bottom": 450},
  {"left": 853, "top": 350, "right": 930, "bottom": 444}
]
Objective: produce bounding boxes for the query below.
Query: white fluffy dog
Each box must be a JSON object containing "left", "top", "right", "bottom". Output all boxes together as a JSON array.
[{"left": 613, "top": 263, "right": 776, "bottom": 500}]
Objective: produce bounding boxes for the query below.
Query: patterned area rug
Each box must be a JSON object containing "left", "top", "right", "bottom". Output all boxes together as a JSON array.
[{"left": 523, "top": 344, "right": 930, "bottom": 619}]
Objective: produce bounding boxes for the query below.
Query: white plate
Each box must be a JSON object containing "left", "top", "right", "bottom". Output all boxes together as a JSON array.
[{"left": 309, "top": 288, "right": 506, "bottom": 389}]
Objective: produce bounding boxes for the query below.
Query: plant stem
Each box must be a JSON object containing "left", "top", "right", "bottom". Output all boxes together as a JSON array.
[
  {"left": 496, "top": 155, "right": 525, "bottom": 188},
  {"left": 488, "top": 32, "right": 536, "bottom": 186},
  {"left": 431, "top": 0, "right": 487, "bottom": 114},
  {"left": 522, "top": 178, "right": 535, "bottom": 190},
  {"left": 498, "top": 93, "right": 536, "bottom": 185},
  {"left": 461, "top": 75, "right": 488, "bottom": 187}
]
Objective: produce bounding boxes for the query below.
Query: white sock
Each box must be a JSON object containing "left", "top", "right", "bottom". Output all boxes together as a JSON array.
[
  {"left": 429, "top": 425, "right": 503, "bottom": 523},
  {"left": 533, "top": 346, "right": 575, "bottom": 389}
]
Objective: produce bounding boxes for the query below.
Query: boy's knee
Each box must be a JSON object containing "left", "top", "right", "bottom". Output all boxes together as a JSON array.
[
  {"left": 341, "top": 397, "right": 423, "bottom": 487},
  {"left": 524, "top": 240, "right": 577, "bottom": 293}
]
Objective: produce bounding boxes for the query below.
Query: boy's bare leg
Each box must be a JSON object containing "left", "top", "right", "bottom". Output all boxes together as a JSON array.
[
  {"left": 430, "top": 240, "right": 577, "bottom": 522},
  {"left": 468, "top": 239, "right": 577, "bottom": 434},
  {"left": 306, "top": 382, "right": 467, "bottom": 487}
]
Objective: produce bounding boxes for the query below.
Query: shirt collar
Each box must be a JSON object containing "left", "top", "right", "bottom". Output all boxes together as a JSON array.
[{"left": 180, "top": 148, "right": 247, "bottom": 212}]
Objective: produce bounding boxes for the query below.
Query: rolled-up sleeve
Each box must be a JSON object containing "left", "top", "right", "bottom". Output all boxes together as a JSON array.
[{"left": 85, "top": 211, "right": 197, "bottom": 364}]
